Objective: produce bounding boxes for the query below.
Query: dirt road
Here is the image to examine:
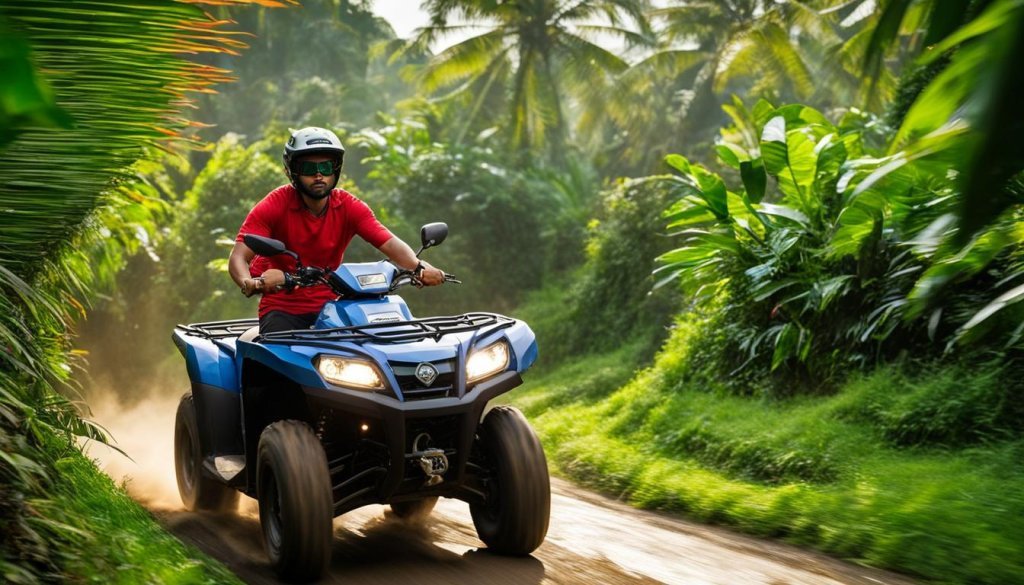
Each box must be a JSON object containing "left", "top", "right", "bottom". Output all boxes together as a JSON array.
[
  {"left": 152, "top": 478, "right": 917, "bottom": 585},
  {"left": 89, "top": 392, "right": 917, "bottom": 584}
]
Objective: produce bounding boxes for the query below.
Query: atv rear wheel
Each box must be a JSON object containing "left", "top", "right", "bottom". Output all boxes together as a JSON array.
[
  {"left": 257, "top": 420, "right": 333, "bottom": 582},
  {"left": 390, "top": 497, "right": 438, "bottom": 521},
  {"left": 174, "top": 393, "right": 239, "bottom": 512},
  {"left": 470, "top": 406, "right": 550, "bottom": 555}
]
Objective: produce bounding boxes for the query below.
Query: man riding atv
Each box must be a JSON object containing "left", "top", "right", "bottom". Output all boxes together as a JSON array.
[
  {"left": 228, "top": 126, "right": 446, "bottom": 333},
  {"left": 175, "top": 126, "right": 550, "bottom": 582}
]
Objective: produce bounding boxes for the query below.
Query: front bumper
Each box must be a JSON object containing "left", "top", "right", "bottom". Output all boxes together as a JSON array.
[{"left": 301, "top": 370, "right": 522, "bottom": 515}]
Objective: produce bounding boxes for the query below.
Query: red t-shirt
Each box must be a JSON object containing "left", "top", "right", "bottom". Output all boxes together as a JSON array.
[{"left": 235, "top": 184, "right": 394, "bottom": 318}]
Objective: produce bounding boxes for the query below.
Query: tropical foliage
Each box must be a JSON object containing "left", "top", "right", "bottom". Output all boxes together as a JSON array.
[
  {"left": 572, "top": 0, "right": 902, "bottom": 174},
  {"left": 656, "top": 97, "right": 1024, "bottom": 391},
  {"left": 193, "top": 0, "right": 404, "bottom": 143},
  {"left": 2, "top": 0, "right": 1023, "bottom": 582},
  {"left": 353, "top": 115, "right": 569, "bottom": 312},
  {"left": 861, "top": 0, "right": 1024, "bottom": 311},
  {"left": 641, "top": 0, "right": 1022, "bottom": 395},
  {"left": 397, "top": 0, "right": 651, "bottom": 157},
  {"left": 606, "top": 0, "right": 828, "bottom": 168},
  {"left": 77, "top": 138, "right": 285, "bottom": 394},
  {"left": 0, "top": 1, "right": 271, "bottom": 278},
  {"left": 0, "top": 1, "right": 285, "bottom": 581},
  {"left": 532, "top": 176, "right": 683, "bottom": 361}
]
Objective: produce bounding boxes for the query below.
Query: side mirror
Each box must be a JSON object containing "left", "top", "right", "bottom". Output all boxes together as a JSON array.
[
  {"left": 243, "top": 234, "right": 297, "bottom": 260},
  {"left": 418, "top": 222, "right": 448, "bottom": 255}
]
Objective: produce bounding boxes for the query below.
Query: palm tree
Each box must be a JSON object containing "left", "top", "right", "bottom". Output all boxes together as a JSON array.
[
  {"left": 399, "top": 0, "right": 653, "bottom": 160},
  {"left": 598, "top": 0, "right": 850, "bottom": 172}
]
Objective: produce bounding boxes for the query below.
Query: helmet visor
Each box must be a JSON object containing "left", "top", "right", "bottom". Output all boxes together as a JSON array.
[{"left": 296, "top": 160, "right": 337, "bottom": 177}]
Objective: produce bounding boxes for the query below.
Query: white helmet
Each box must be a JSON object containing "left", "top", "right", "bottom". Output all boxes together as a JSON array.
[{"left": 283, "top": 127, "right": 346, "bottom": 195}]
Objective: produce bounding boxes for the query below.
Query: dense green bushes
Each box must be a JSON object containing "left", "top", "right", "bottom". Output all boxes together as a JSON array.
[
  {"left": 166, "top": 138, "right": 285, "bottom": 321},
  {"left": 525, "top": 176, "right": 682, "bottom": 361},
  {"left": 511, "top": 9, "right": 1024, "bottom": 572},
  {"left": 0, "top": 420, "right": 57, "bottom": 582},
  {"left": 653, "top": 420, "right": 840, "bottom": 484},
  {"left": 654, "top": 100, "right": 1024, "bottom": 394},
  {"left": 354, "top": 118, "right": 585, "bottom": 314},
  {"left": 0, "top": 431, "right": 241, "bottom": 583}
]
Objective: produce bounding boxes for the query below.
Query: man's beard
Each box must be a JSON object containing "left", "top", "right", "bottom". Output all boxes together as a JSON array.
[{"left": 298, "top": 178, "right": 334, "bottom": 199}]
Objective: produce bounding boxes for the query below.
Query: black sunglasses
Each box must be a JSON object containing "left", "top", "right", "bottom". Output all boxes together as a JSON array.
[{"left": 296, "top": 160, "right": 336, "bottom": 176}]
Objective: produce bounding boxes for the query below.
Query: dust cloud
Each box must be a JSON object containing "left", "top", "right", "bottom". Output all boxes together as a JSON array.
[
  {"left": 83, "top": 379, "right": 261, "bottom": 516},
  {"left": 83, "top": 386, "right": 187, "bottom": 510}
]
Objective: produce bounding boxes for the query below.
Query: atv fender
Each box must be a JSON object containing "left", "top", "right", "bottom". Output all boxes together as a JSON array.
[{"left": 171, "top": 330, "right": 244, "bottom": 464}]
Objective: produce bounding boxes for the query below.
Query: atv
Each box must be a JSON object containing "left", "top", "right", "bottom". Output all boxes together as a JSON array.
[{"left": 172, "top": 222, "right": 550, "bottom": 582}]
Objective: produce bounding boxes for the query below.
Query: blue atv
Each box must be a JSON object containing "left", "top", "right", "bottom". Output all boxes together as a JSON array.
[{"left": 172, "top": 223, "right": 550, "bottom": 582}]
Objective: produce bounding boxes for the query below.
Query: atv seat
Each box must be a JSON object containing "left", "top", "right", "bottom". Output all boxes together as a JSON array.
[{"left": 238, "top": 325, "right": 260, "bottom": 344}]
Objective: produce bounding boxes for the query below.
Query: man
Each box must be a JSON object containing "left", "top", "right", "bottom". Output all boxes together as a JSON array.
[{"left": 229, "top": 127, "right": 445, "bottom": 333}]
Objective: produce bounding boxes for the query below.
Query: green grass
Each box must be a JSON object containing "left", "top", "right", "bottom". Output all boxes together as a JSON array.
[
  {"left": 510, "top": 319, "right": 1024, "bottom": 585},
  {"left": 44, "top": 443, "right": 242, "bottom": 585}
]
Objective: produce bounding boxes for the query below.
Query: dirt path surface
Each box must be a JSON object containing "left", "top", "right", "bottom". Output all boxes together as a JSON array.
[
  {"left": 150, "top": 477, "right": 918, "bottom": 585},
  {"left": 88, "top": 392, "right": 918, "bottom": 584}
]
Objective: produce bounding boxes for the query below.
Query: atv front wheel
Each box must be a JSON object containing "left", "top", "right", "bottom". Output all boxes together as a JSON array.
[
  {"left": 174, "top": 393, "right": 239, "bottom": 512},
  {"left": 470, "top": 406, "right": 550, "bottom": 555},
  {"left": 390, "top": 497, "right": 438, "bottom": 521},
  {"left": 257, "top": 420, "right": 333, "bottom": 582}
]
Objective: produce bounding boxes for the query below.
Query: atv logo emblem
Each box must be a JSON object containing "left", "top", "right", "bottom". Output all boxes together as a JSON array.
[{"left": 414, "top": 363, "right": 438, "bottom": 386}]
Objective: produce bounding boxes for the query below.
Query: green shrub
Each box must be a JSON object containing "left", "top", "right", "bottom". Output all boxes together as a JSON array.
[
  {"left": 655, "top": 422, "right": 839, "bottom": 484},
  {"left": 530, "top": 176, "right": 682, "bottom": 361},
  {"left": 50, "top": 448, "right": 242, "bottom": 584},
  {"left": 835, "top": 359, "right": 1024, "bottom": 447},
  {"left": 168, "top": 136, "right": 286, "bottom": 321},
  {"left": 514, "top": 329, "right": 1024, "bottom": 584},
  {"left": 76, "top": 138, "right": 284, "bottom": 396},
  {"left": 353, "top": 118, "right": 560, "bottom": 314}
]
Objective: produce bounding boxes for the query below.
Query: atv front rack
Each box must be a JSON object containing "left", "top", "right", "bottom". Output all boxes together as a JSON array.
[
  {"left": 176, "top": 318, "right": 260, "bottom": 340},
  {"left": 259, "top": 312, "right": 515, "bottom": 345}
]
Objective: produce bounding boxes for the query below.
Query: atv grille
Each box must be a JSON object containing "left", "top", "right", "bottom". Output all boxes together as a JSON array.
[
  {"left": 391, "top": 359, "right": 457, "bottom": 401},
  {"left": 406, "top": 415, "right": 460, "bottom": 451}
]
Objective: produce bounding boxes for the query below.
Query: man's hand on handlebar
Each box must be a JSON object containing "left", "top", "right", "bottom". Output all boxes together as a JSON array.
[
  {"left": 240, "top": 269, "right": 288, "bottom": 296},
  {"left": 415, "top": 261, "right": 445, "bottom": 287}
]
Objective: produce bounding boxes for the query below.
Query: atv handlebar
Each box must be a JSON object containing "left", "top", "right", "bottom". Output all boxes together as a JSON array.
[
  {"left": 243, "top": 224, "right": 457, "bottom": 296},
  {"left": 286, "top": 265, "right": 330, "bottom": 289},
  {"left": 387, "top": 270, "right": 461, "bottom": 293},
  {"left": 279, "top": 265, "right": 460, "bottom": 296}
]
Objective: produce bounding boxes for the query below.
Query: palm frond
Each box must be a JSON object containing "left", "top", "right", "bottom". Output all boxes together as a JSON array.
[
  {"left": 417, "top": 30, "right": 509, "bottom": 92},
  {"left": 570, "top": 23, "right": 654, "bottom": 48},
  {"left": 629, "top": 48, "right": 710, "bottom": 78},
  {"left": 556, "top": 32, "right": 632, "bottom": 84},
  {"left": 0, "top": 1, "right": 271, "bottom": 279}
]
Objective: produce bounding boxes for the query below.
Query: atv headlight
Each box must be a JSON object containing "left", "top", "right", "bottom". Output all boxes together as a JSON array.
[
  {"left": 466, "top": 341, "right": 509, "bottom": 383},
  {"left": 317, "top": 356, "right": 384, "bottom": 390}
]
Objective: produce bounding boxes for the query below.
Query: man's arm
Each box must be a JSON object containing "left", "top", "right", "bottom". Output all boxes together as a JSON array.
[
  {"left": 378, "top": 236, "right": 445, "bottom": 286},
  {"left": 230, "top": 241, "right": 268, "bottom": 296}
]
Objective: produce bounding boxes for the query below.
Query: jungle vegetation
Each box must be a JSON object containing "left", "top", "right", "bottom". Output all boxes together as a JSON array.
[{"left": 1, "top": 0, "right": 1022, "bottom": 582}]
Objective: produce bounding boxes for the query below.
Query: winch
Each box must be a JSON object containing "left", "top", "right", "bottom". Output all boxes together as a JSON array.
[{"left": 412, "top": 432, "right": 448, "bottom": 486}]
